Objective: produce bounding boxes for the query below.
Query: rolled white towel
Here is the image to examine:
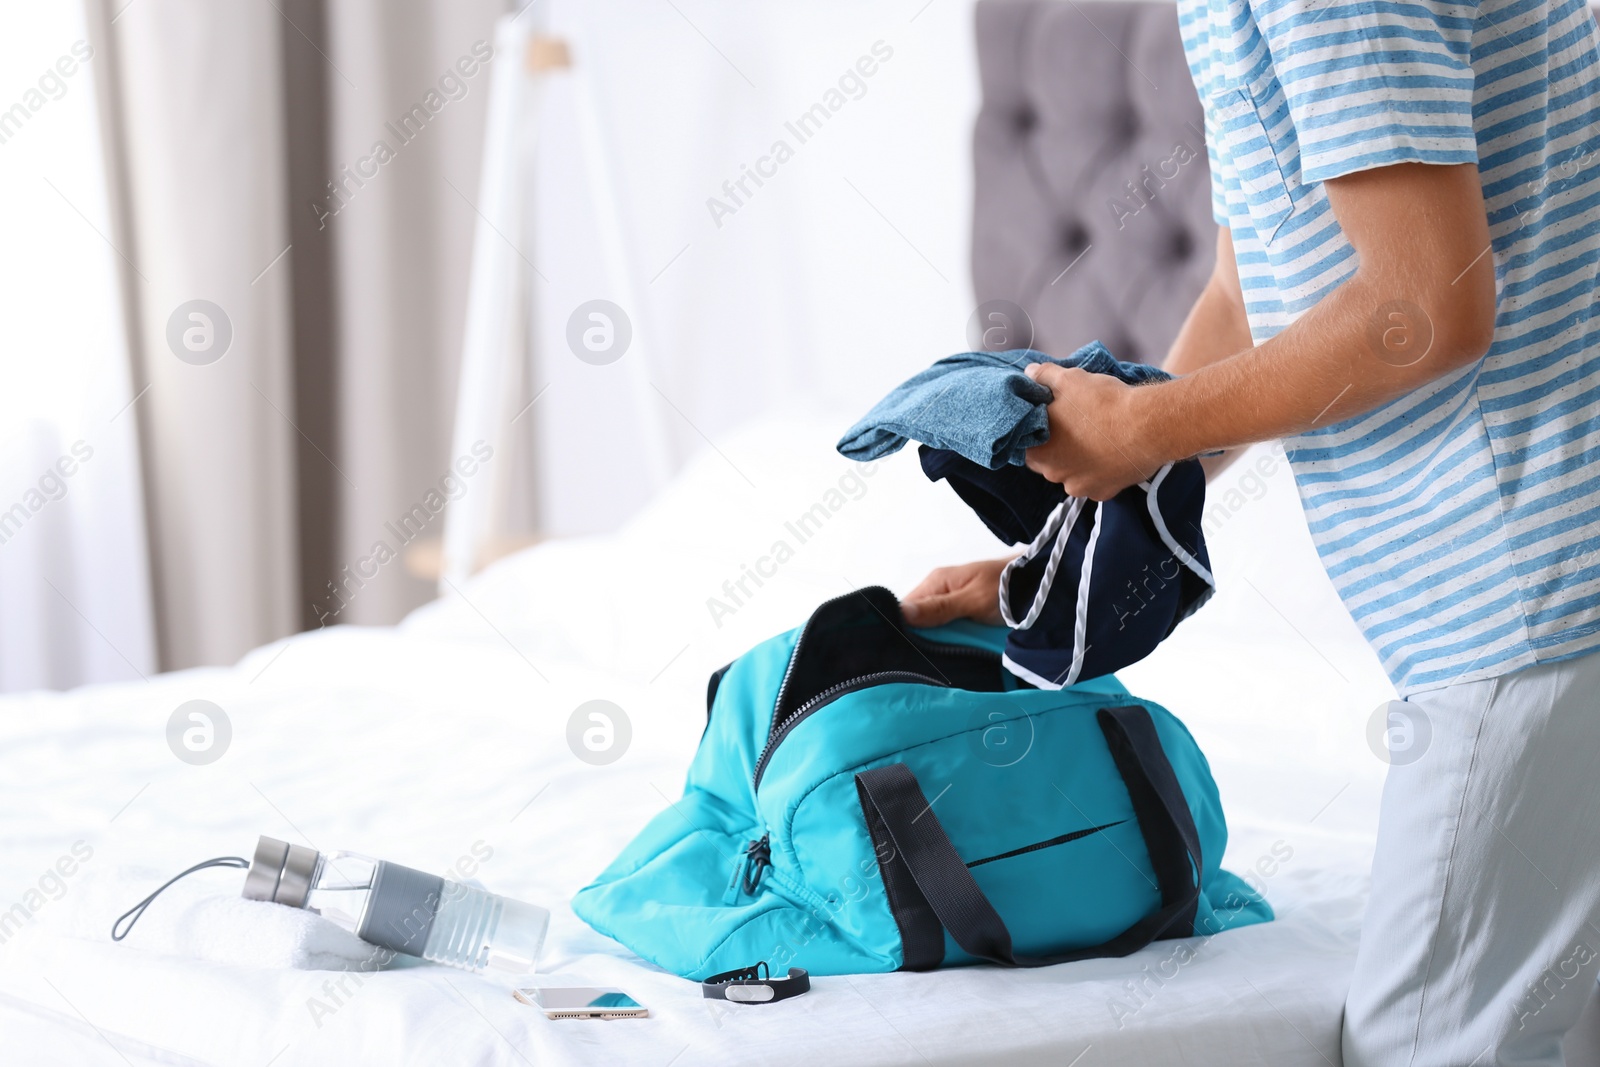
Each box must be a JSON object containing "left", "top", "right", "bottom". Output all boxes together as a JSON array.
[{"left": 52, "top": 866, "right": 388, "bottom": 971}]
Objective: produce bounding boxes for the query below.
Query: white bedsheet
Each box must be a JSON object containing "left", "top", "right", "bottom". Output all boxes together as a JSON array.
[{"left": 3, "top": 415, "right": 1585, "bottom": 1066}]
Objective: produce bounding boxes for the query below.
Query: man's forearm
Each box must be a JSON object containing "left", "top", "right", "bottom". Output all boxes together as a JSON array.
[
  {"left": 1135, "top": 163, "right": 1498, "bottom": 463},
  {"left": 1134, "top": 263, "right": 1495, "bottom": 462},
  {"left": 1162, "top": 271, "right": 1256, "bottom": 476},
  {"left": 1021, "top": 164, "right": 1497, "bottom": 500},
  {"left": 1164, "top": 276, "right": 1253, "bottom": 379}
]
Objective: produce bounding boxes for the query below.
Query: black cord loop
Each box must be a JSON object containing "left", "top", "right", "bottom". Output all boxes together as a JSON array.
[
  {"left": 739, "top": 835, "right": 771, "bottom": 895},
  {"left": 111, "top": 856, "right": 250, "bottom": 942}
]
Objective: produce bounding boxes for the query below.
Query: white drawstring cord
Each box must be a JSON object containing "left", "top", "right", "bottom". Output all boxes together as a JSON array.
[
  {"left": 1061, "top": 503, "right": 1104, "bottom": 688},
  {"left": 995, "top": 462, "right": 1215, "bottom": 689},
  {"left": 997, "top": 496, "right": 1086, "bottom": 629}
]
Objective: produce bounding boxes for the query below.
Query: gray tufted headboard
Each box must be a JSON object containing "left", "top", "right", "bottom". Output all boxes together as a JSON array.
[{"left": 973, "top": 0, "right": 1215, "bottom": 364}]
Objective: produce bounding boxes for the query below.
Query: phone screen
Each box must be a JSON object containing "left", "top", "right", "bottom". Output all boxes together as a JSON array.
[{"left": 515, "top": 987, "right": 647, "bottom": 1015}]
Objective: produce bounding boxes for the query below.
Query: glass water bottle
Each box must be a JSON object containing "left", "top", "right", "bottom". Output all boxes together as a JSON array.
[{"left": 242, "top": 835, "right": 549, "bottom": 974}]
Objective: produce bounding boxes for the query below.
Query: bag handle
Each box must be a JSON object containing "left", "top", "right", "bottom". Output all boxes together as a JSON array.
[{"left": 854, "top": 704, "right": 1202, "bottom": 969}]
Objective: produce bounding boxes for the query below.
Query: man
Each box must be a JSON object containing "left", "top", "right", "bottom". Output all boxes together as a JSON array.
[{"left": 903, "top": 0, "right": 1600, "bottom": 1061}]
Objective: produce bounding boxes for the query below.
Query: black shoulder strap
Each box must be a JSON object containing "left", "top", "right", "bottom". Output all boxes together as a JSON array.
[{"left": 855, "top": 704, "right": 1202, "bottom": 968}]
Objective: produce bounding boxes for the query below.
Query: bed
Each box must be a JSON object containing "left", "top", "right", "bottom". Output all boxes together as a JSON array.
[
  {"left": 0, "top": 415, "right": 1379, "bottom": 1066},
  {"left": 4, "top": 2, "right": 1598, "bottom": 1064}
]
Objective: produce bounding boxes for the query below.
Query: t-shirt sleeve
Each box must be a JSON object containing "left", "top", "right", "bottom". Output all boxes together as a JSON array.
[
  {"left": 1178, "top": 0, "right": 1234, "bottom": 225},
  {"left": 1205, "top": 106, "right": 1229, "bottom": 224},
  {"left": 1253, "top": 0, "right": 1480, "bottom": 184}
]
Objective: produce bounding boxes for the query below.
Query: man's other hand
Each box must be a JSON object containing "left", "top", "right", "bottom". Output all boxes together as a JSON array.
[{"left": 901, "top": 557, "right": 1013, "bottom": 627}]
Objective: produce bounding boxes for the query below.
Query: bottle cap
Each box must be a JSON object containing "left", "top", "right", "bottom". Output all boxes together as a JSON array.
[{"left": 241, "top": 835, "right": 319, "bottom": 908}]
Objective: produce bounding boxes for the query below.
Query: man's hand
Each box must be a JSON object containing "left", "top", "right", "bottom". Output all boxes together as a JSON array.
[
  {"left": 1021, "top": 363, "right": 1164, "bottom": 500},
  {"left": 901, "top": 557, "right": 1012, "bottom": 627}
]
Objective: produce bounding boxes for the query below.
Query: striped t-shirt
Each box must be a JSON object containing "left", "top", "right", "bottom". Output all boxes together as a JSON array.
[{"left": 1178, "top": 0, "right": 1600, "bottom": 693}]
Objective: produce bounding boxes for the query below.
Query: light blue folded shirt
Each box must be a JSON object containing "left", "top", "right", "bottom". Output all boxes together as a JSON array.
[{"left": 837, "top": 342, "right": 1169, "bottom": 469}]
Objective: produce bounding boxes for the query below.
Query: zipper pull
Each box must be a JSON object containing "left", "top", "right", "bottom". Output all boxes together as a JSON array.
[
  {"left": 722, "top": 833, "right": 771, "bottom": 904},
  {"left": 741, "top": 834, "right": 772, "bottom": 895}
]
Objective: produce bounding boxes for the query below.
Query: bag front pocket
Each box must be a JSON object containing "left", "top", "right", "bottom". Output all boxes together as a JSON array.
[{"left": 964, "top": 819, "right": 1128, "bottom": 868}]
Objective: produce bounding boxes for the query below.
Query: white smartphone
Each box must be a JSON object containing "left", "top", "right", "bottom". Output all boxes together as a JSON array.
[{"left": 513, "top": 986, "right": 650, "bottom": 1020}]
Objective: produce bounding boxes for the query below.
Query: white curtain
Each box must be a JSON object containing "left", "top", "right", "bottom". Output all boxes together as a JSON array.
[
  {"left": 320, "top": 0, "right": 509, "bottom": 626},
  {"left": 0, "top": 1, "right": 156, "bottom": 692},
  {"left": 77, "top": 0, "right": 503, "bottom": 674},
  {"left": 98, "top": 0, "right": 302, "bottom": 672}
]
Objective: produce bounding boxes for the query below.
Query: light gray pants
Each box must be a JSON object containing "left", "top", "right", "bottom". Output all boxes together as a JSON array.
[{"left": 1344, "top": 650, "right": 1600, "bottom": 1067}]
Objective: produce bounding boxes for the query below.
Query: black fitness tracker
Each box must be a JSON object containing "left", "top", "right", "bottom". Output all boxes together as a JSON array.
[{"left": 700, "top": 962, "right": 810, "bottom": 1004}]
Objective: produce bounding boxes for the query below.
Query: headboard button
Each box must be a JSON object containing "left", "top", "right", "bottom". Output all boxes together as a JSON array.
[
  {"left": 1060, "top": 221, "right": 1090, "bottom": 256},
  {"left": 1013, "top": 105, "right": 1038, "bottom": 135},
  {"left": 1170, "top": 229, "right": 1194, "bottom": 261},
  {"left": 1115, "top": 106, "right": 1140, "bottom": 142}
]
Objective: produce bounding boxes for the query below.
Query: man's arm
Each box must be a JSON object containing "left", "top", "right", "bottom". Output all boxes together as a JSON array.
[
  {"left": 1024, "top": 162, "right": 1498, "bottom": 499},
  {"left": 1162, "top": 226, "right": 1255, "bottom": 478}
]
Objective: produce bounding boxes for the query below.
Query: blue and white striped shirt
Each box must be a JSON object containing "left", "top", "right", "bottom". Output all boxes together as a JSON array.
[{"left": 1179, "top": 0, "right": 1600, "bottom": 693}]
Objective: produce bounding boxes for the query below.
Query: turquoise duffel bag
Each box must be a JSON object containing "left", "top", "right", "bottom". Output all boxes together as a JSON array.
[{"left": 573, "top": 586, "right": 1271, "bottom": 980}]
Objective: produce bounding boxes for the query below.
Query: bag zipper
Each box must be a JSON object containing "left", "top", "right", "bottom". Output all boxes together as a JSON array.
[
  {"left": 752, "top": 670, "right": 948, "bottom": 791},
  {"left": 765, "top": 592, "right": 999, "bottom": 746},
  {"left": 753, "top": 587, "right": 1003, "bottom": 791}
]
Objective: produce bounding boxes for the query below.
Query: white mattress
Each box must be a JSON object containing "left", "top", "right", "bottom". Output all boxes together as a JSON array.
[{"left": 4, "top": 415, "right": 1581, "bottom": 1066}]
